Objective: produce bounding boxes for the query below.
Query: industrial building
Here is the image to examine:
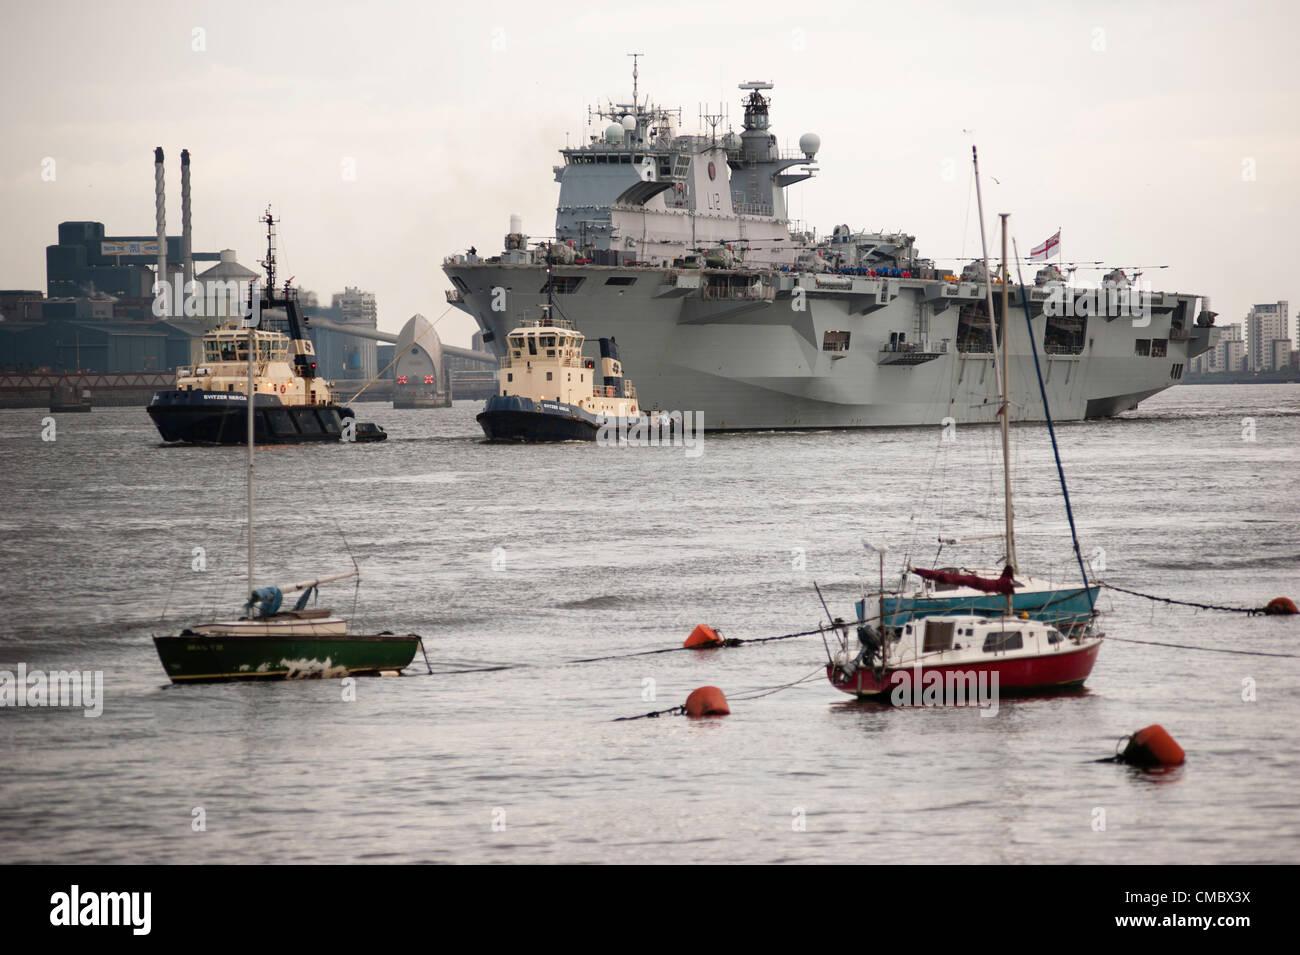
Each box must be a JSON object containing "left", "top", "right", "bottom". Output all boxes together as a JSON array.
[{"left": 1, "top": 147, "right": 496, "bottom": 403}]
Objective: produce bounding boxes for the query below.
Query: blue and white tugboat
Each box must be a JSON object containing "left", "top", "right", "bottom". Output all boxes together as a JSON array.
[
  {"left": 147, "top": 212, "right": 386, "bottom": 445},
  {"left": 477, "top": 304, "right": 640, "bottom": 442}
]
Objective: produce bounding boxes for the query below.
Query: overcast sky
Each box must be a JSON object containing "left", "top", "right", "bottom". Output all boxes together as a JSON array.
[{"left": 2, "top": 0, "right": 1296, "bottom": 347}]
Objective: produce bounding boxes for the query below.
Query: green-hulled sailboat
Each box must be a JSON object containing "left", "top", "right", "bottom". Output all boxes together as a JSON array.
[{"left": 153, "top": 215, "right": 420, "bottom": 682}]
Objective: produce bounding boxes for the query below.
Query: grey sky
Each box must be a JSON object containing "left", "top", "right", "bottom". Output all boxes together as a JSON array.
[{"left": 2, "top": 0, "right": 1296, "bottom": 347}]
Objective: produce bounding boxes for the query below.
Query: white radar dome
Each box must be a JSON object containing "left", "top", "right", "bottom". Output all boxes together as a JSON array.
[
  {"left": 799, "top": 132, "right": 821, "bottom": 158},
  {"left": 621, "top": 114, "right": 637, "bottom": 132},
  {"left": 605, "top": 124, "right": 625, "bottom": 144}
]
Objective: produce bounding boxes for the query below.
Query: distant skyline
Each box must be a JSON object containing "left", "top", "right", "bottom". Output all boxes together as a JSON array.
[{"left": 2, "top": 0, "right": 1297, "bottom": 348}]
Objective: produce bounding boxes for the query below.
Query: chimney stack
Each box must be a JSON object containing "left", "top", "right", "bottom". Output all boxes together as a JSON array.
[
  {"left": 181, "top": 149, "right": 193, "bottom": 290},
  {"left": 154, "top": 146, "right": 167, "bottom": 314}
]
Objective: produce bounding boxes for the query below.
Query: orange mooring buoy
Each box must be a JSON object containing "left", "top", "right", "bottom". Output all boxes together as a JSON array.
[
  {"left": 684, "top": 686, "right": 730, "bottom": 717},
  {"left": 1264, "top": 597, "right": 1298, "bottom": 615},
  {"left": 683, "top": 624, "right": 723, "bottom": 649},
  {"left": 1120, "top": 724, "right": 1185, "bottom": 768}
]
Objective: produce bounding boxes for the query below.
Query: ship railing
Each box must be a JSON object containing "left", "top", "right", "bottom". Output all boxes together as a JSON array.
[
  {"left": 881, "top": 340, "right": 948, "bottom": 355},
  {"left": 1043, "top": 342, "right": 1085, "bottom": 356}
]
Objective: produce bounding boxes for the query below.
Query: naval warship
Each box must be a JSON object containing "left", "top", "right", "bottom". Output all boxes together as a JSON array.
[{"left": 444, "top": 70, "right": 1216, "bottom": 429}]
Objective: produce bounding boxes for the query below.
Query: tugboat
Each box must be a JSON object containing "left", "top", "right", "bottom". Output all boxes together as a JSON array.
[
  {"left": 477, "top": 304, "right": 641, "bottom": 442},
  {"left": 147, "top": 211, "right": 386, "bottom": 445}
]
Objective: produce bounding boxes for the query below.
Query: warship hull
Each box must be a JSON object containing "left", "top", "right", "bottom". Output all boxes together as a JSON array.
[{"left": 446, "top": 263, "right": 1214, "bottom": 430}]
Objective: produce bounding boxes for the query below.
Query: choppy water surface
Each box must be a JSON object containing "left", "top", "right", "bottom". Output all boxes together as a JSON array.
[{"left": 1, "top": 384, "right": 1297, "bottom": 864}]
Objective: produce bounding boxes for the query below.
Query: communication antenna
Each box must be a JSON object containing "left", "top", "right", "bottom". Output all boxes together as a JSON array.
[
  {"left": 628, "top": 52, "right": 643, "bottom": 107},
  {"left": 700, "top": 102, "right": 725, "bottom": 145}
]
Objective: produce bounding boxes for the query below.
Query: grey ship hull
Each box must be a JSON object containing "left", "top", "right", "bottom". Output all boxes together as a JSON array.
[{"left": 446, "top": 262, "right": 1214, "bottom": 430}]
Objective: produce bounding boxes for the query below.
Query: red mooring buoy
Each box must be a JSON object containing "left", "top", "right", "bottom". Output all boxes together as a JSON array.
[
  {"left": 1264, "top": 597, "right": 1298, "bottom": 615},
  {"left": 1119, "top": 724, "right": 1185, "bottom": 768},
  {"left": 683, "top": 624, "right": 723, "bottom": 649},
  {"left": 684, "top": 686, "right": 730, "bottom": 717}
]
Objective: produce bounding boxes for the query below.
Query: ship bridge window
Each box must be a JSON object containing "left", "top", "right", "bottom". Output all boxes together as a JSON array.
[
  {"left": 1151, "top": 338, "right": 1168, "bottom": 357},
  {"left": 527, "top": 338, "right": 537, "bottom": 356},
  {"left": 982, "top": 630, "right": 1023, "bottom": 653},
  {"left": 1134, "top": 338, "right": 1151, "bottom": 357},
  {"left": 540, "top": 277, "right": 586, "bottom": 295},
  {"left": 509, "top": 336, "right": 525, "bottom": 348},
  {"left": 823, "top": 330, "right": 851, "bottom": 352},
  {"left": 605, "top": 277, "right": 637, "bottom": 286}
]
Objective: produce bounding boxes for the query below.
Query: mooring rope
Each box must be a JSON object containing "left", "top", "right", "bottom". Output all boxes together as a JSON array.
[
  {"left": 1099, "top": 581, "right": 1276, "bottom": 616},
  {"left": 1102, "top": 635, "right": 1298, "bottom": 658}
]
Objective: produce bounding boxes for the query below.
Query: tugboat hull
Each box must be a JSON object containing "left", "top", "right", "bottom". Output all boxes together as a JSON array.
[
  {"left": 148, "top": 390, "right": 350, "bottom": 444},
  {"left": 153, "top": 633, "right": 420, "bottom": 682},
  {"left": 477, "top": 395, "right": 603, "bottom": 442}
]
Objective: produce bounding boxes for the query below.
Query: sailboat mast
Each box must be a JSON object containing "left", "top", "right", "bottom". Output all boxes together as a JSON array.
[
  {"left": 1000, "top": 213, "right": 1016, "bottom": 573},
  {"left": 971, "top": 147, "right": 1014, "bottom": 575},
  {"left": 247, "top": 312, "right": 255, "bottom": 602}
]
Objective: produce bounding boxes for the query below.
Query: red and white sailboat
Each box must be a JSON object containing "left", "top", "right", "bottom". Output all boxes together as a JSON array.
[{"left": 827, "top": 152, "right": 1103, "bottom": 700}]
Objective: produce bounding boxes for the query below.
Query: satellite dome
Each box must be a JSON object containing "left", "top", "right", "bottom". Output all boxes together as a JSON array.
[
  {"left": 723, "top": 132, "right": 742, "bottom": 151},
  {"left": 605, "top": 124, "right": 624, "bottom": 144},
  {"left": 799, "top": 132, "right": 821, "bottom": 158},
  {"left": 621, "top": 114, "right": 637, "bottom": 132}
]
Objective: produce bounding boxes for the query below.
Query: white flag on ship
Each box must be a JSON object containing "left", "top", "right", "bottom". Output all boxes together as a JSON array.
[{"left": 1030, "top": 230, "right": 1061, "bottom": 261}]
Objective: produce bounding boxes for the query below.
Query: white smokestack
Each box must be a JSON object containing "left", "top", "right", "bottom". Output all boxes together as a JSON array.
[
  {"left": 181, "top": 148, "right": 193, "bottom": 290},
  {"left": 154, "top": 146, "right": 167, "bottom": 315}
]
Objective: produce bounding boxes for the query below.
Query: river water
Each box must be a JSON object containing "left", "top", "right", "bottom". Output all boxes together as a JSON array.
[{"left": 1, "top": 384, "right": 1297, "bottom": 864}]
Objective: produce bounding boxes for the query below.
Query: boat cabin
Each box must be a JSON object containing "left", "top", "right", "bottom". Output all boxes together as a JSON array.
[{"left": 174, "top": 326, "right": 334, "bottom": 406}]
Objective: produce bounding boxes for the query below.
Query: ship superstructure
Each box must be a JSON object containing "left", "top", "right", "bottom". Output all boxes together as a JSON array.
[{"left": 444, "top": 71, "right": 1216, "bottom": 429}]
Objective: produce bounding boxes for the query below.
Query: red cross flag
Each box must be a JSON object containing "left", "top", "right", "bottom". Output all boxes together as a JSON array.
[{"left": 1030, "top": 230, "right": 1061, "bottom": 261}]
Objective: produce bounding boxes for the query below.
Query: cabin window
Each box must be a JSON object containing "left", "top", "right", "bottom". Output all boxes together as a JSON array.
[
  {"left": 605, "top": 276, "right": 637, "bottom": 286},
  {"left": 546, "top": 372, "right": 553, "bottom": 381},
  {"left": 1151, "top": 338, "right": 1168, "bottom": 357},
  {"left": 527, "top": 338, "right": 537, "bottom": 356},
  {"left": 1048, "top": 630, "right": 1062, "bottom": 645},
  {"left": 982, "top": 630, "right": 1023, "bottom": 653},
  {"left": 1134, "top": 338, "right": 1151, "bottom": 356},
  {"left": 507, "top": 373, "right": 513, "bottom": 382},
  {"left": 923, "top": 620, "right": 955, "bottom": 653},
  {"left": 509, "top": 336, "right": 525, "bottom": 348}
]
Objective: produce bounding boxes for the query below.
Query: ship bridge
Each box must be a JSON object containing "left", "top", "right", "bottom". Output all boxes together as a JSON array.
[{"left": 553, "top": 80, "right": 820, "bottom": 269}]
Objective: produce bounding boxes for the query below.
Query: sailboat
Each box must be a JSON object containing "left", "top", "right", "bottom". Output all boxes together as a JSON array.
[
  {"left": 153, "top": 226, "right": 421, "bottom": 683},
  {"left": 827, "top": 149, "right": 1103, "bottom": 699}
]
